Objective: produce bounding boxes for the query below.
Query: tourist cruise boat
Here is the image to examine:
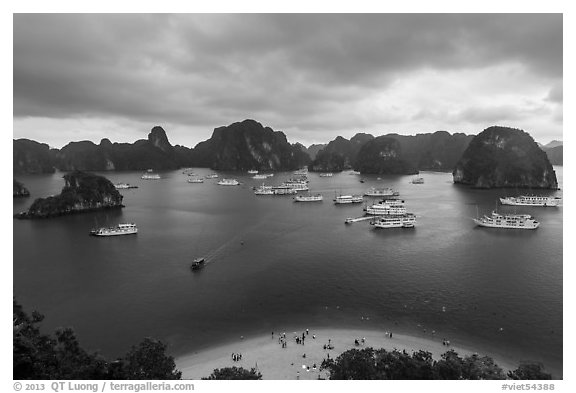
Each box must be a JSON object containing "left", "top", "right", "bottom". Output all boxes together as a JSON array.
[
  {"left": 248, "top": 170, "right": 259, "bottom": 174},
  {"left": 141, "top": 171, "right": 161, "bottom": 180},
  {"left": 217, "top": 178, "right": 240, "bottom": 186},
  {"left": 90, "top": 223, "right": 138, "bottom": 236},
  {"left": 187, "top": 177, "right": 204, "bottom": 183},
  {"left": 254, "top": 184, "right": 273, "bottom": 195},
  {"left": 334, "top": 195, "right": 363, "bottom": 204},
  {"left": 282, "top": 181, "right": 309, "bottom": 192},
  {"left": 204, "top": 174, "right": 219, "bottom": 179},
  {"left": 499, "top": 195, "right": 562, "bottom": 207},
  {"left": 319, "top": 172, "right": 334, "bottom": 177},
  {"left": 294, "top": 193, "right": 323, "bottom": 202},
  {"left": 364, "top": 202, "right": 408, "bottom": 215},
  {"left": 293, "top": 168, "right": 308, "bottom": 176},
  {"left": 411, "top": 177, "right": 424, "bottom": 184},
  {"left": 271, "top": 185, "right": 297, "bottom": 195},
  {"left": 252, "top": 174, "right": 268, "bottom": 180},
  {"left": 114, "top": 183, "right": 138, "bottom": 189},
  {"left": 370, "top": 214, "right": 416, "bottom": 229},
  {"left": 364, "top": 187, "right": 400, "bottom": 197},
  {"left": 474, "top": 211, "right": 540, "bottom": 230}
]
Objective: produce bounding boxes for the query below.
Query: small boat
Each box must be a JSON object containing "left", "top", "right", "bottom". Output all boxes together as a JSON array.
[
  {"left": 252, "top": 174, "right": 268, "bottom": 179},
  {"left": 411, "top": 177, "right": 424, "bottom": 184},
  {"left": 187, "top": 177, "right": 204, "bottom": 183},
  {"left": 282, "top": 181, "right": 309, "bottom": 192},
  {"left": 271, "top": 185, "right": 297, "bottom": 195},
  {"left": 499, "top": 195, "right": 561, "bottom": 207},
  {"left": 90, "top": 223, "right": 138, "bottom": 236},
  {"left": 370, "top": 214, "right": 416, "bottom": 229},
  {"left": 319, "top": 172, "right": 333, "bottom": 177},
  {"left": 364, "top": 202, "right": 407, "bottom": 215},
  {"left": 114, "top": 183, "right": 138, "bottom": 189},
  {"left": 334, "top": 195, "right": 363, "bottom": 204},
  {"left": 473, "top": 211, "right": 540, "bottom": 230},
  {"left": 293, "top": 168, "right": 309, "bottom": 176},
  {"left": 364, "top": 187, "right": 399, "bottom": 197},
  {"left": 191, "top": 257, "right": 206, "bottom": 270},
  {"left": 141, "top": 171, "right": 161, "bottom": 180},
  {"left": 254, "top": 184, "right": 273, "bottom": 195},
  {"left": 205, "top": 174, "right": 219, "bottom": 179},
  {"left": 294, "top": 193, "right": 323, "bottom": 202},
  {"left": 217, "top": 179, "right": 240, "bottom": 186},
  {"left": 248, "top": 170, "right": 259, "bottom": 174}
]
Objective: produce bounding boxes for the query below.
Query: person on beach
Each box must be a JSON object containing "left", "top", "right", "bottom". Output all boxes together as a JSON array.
[
  {"left": 306, "top": 329, "right": 309, "bottom": 335},
  {"left": 362, "top": 337, "right": 366, "bottom": 345},
  {"left": 390, "top": 332, "right": 393, "bottom": 338},
  {"left": 312, "top": 334, "right": 316, "bottom": 339}
]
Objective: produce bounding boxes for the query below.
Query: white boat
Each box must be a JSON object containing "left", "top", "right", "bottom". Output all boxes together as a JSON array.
[
  {"left": 248, "top": 170, "right": 259, "bottom": 174},
  {"left": 499, "top": 195, "right": 561, "bottom": 207},
  {"left": 319, "top": 172, "right": 333, "bottom": 177},
  {"left": 411, "top": 177, "right": 424, "bottom": 184},
  {"left": 294, "top": 193, "right": 323, "bottom": 202},
  {"left": 293, "top": 168, "right": 309, "bottom": 176},
  {"left": 90, "top": 223, "right": 138, "bottom": 236},
  {"left": 114, "top": 183, "right": 138, "bottom": 189},
  {"left": 370, "top": 214, "right": 416, "bottom": 229},
  {"left": 254, "top": 184, "right": 273, "bottom": 195},
  {"left": 334, "top": 195, "right": 363, "bottom": 204},
  {"left": 217, "top": 178, "right": 240, "bottom": 186},
  {"left": 141, "top": 172, "right": 161, "bottom": 180},
  {"left": 187, "top": 177, "right": 204, "bottom": 183},
  {"left": 204, "top": 174, "right": 219, "bottom": 179},
  {"left": 252, "top": 174, "right": 268, "bottom": 179},
  {"left": 364, "top": 187, "right": 400, "bottom": 197},
  {"left": 271, "top": 185, "right": 297, "bottom": 195},
  {"left": 364, "top": 202, "right": 407, "bottom": 215},
  {"left": 282, "top": 181, "right": 309, "bottom": 192},
  {"left": 474, "top": 211, "right": 540, "bottom": 230},
  {"left": 377, "top": 199, "right": 405, "bottom": 206}
]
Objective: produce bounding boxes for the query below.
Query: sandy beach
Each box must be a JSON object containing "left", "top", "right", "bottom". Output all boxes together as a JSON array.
[{"left": 176, "top": 327, "right": 518, "bottom": 380}]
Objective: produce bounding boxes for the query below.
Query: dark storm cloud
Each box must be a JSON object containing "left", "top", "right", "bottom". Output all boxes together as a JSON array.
[{"left": 13, "top": 13, "right": 562, "bottom": 144}]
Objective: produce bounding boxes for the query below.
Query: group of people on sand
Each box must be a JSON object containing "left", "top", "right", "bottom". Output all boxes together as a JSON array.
[
  {"left": 385, "top": 331, "right": 393, "bottom": 338},
  {"left": 354, "top": 337, "right": 366, "bottom": 346},
  {"left": 442, "top": 339, "right": 451, "bottom": 346},
  {"left": 322, "top": 338, "right": 334, "bottom": 350},
  {"left": 231, "top": 353, "right": 242, "bottom": 362}
]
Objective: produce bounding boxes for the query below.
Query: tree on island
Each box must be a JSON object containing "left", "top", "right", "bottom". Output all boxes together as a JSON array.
[
  {"left": 508, "top": 363, "right": 552, "bottom": 380},
  {"left": 13, "top": 299, "right": 182, "bottom": 380},
  {"left": 202, "top": 366, "right": 263, "bottom": 380}
]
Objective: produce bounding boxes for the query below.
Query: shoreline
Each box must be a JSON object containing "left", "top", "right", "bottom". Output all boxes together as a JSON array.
[{"left": 176, "top": 327, "right": 521, "bottom": 380}]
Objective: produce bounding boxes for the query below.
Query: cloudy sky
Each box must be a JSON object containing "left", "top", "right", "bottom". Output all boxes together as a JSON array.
[{"left": 13, "top": 13, "right": 563, "bottom": 148}]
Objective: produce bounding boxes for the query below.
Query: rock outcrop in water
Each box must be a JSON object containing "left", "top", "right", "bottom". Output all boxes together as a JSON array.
[
  {"left": 309, "top": 133, "right": 374, "bottom": 172},
  {"left": 13, "top": 180, "right": 30, "bottom": 197},
  {"left": 13, "top": 139, "right": 56, "bottom": 174},
  {"left": 453, "top": 126, "right": 558, "bottom": 189},
  {"left": 15, "top": 171, "right": 123, "bottom": 219},
  {"left": 56, "top": 127, "right": 189, "bottom": 171},
  {"left": 190, "top": 119, "right": 310, "bottom": 171},
  {"left": 354, "top": 136, "right": 418, "bottom": 175}
]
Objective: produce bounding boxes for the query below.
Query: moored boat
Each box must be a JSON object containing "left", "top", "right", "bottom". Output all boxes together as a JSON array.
[
  {"left": 204, "top": 174, "right": 219, "bottom": 179},
  {"left": 248, "top": 170, "right": 259, "bottom": 174},
  {"left": 370, "top": 214, "right": 416, "bottom": 228},
  {"left": 90, "top": 223, "right": 138, "bottom": 236},
  {"left": 114, "top": 183, "right": 138, "bottom": 189},
  {"left": 411, "top": 177, "right": 424, "bottom": 184},
  {"left": 217, "top": 178, "right": 240, "bottom": 186},
  {"left": 319, "top": 172, "right": 333, "bottom": 177},
  {"left": 141, "top": 171, "right": 161, "bottom": 180},
  {"left": 254, "top": 184, "right": 273, "bottom": 195},
  {"left": 334, "top": 195, "right": 363, "bottom": 204},
  {"left": 271, "top": 185, "right": 297, "bottom": 195},
  {"left": 187, "top": 177, "right": 204, "bottom": 183},
  {"left": 364, "top": 202, "right": 407, "bottom": 215},
  {"left": 252, "top": 174, "right": 268, "bottom": 179},
  {"left": 364, "top": 187, "right": 399, "bottom": 197},
  {"left": 499, "top": 195, "right": 561, "bottom": 207},
  {"left": 294, "top": 193, "right": 323, "bottom": 202},
  {"left": 473, "top": 211, "right": 540, "bottom": 229}
]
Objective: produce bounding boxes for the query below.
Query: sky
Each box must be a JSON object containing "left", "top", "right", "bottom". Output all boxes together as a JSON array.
[{"left": 13, "top": 13, "right": 563, "bottom": 149}]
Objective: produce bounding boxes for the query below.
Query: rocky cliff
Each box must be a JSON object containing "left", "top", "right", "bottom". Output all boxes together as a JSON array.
[
  {"left": 354, "top": 136, "right": 418, "bottom": 175},
  {"left": 13, "top": 139, "right": 56, "bottom": 174},
  {"left": 15, "top": 171, "right": 124, "bottom": 219},
  {"left": 190, "top": 119, "right": 309, "bottom": 171},
  {"left": 56, "top": 127, "right": 185, "bottom": 171},
  {"left": 308, "top": 133, "right": 375, "bottom": 172},
  {"left": 453, "top": 126, "right": 558, "bottom": 189},
  {"left": 13, "top": 180, "right": 30, "bottom": 198}
]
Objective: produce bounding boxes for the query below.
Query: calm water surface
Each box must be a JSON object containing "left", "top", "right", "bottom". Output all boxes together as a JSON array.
[{"left": 13, "top": 168, "right": 563, "bottom": 376}]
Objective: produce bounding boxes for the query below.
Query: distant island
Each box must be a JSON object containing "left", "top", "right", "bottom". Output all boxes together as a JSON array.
[
  {"left": 13, "top": 120, "right": 560, "bottom": 179},
  {"left": 453, "top": 126, "right": 558, "bottom": 189},
  {"left": 15, "top": 171, "right": 123, "bottom": 219}
]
